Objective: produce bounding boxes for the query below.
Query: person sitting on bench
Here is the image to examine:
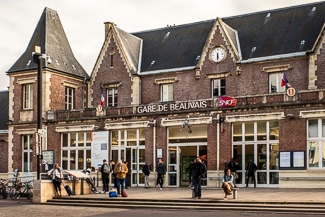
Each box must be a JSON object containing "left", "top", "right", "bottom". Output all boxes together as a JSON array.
[{"left": 222, "top": 168, "right": 234, "bottom": 198}]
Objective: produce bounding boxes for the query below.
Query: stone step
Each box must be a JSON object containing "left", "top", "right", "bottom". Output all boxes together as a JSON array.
[{"left": 44, "top": 198, "right": 325, "bottom": 213}]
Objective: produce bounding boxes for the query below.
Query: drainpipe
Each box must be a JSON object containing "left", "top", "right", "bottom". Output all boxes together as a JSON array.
[
  {"left": 152, "top": 120, "right": 157, "bottom": 172},
  {"left": 216, "top": 114, "right": 220, "bottom": 187}
]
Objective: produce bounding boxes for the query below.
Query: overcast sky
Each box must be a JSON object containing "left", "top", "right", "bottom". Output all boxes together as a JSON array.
[{"left": 0, "top": 0, "right": 322, "bottom": 90}]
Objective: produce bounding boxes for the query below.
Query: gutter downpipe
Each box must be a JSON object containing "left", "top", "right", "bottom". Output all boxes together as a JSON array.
[
  {"left": 216, "top": 114, "right": 220, "bottom": 187},
  {"left": 153, "top": 120, "right": 157, "bottom": 172}
]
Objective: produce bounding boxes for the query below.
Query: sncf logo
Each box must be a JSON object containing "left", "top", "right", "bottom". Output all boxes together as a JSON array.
[{"left": 217, "top": 96, "right": 237, "bottom": 107}]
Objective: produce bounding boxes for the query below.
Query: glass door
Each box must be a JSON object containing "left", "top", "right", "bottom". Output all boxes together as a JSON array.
[
  {"left": 168, "top": 146, "right": 178, "bottom": 186},
  {"left": 129, "top": 147, "right": 146, "bottom": 186}
]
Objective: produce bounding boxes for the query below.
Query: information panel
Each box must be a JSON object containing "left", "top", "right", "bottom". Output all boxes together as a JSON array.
[{"left": 279, "top": 151, "right": 305, "bottom": 169}]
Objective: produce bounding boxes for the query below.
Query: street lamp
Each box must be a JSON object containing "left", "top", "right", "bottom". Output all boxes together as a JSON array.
[{"left": 32, "top": 46, "right": 51, "bottom": 180}]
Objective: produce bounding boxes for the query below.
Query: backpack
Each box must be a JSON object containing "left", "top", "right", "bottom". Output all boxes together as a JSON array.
[{"left": 103, "top": 164, "right": 110, "bottom": 173}]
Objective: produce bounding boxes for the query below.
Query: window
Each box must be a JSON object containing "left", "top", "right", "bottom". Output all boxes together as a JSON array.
[
  {"left": 269, "top": 73, "right": 285, "bottom": 93},
  {"left": 61, "top": 132, "right": 92, "bottom": 170},
  {"left": 212, "top": 78, "right": 226, "bottom": 97},
  {"left": 307, "top": 119, "right": 325, "bottom": 168},
  {"left": 22, "top": 135, "right": 33, "bottom": 172},
  {"left": 232, "top": 121, "right": 279, "bottom": 185},
  {"left": 110, "top": 54, "right": 114, "bottom": 67},
  {"left": 107, "top": 88, "right": 118, "bottom": 107},
  {"left": 23, "top": 83, "right": 33, "bottom": 109},
  {"left": 161, "top": 84, "right": 173, "bottom": 102},
  {"left": 65, "top": 87, "right": 74, "bottom": 110}
]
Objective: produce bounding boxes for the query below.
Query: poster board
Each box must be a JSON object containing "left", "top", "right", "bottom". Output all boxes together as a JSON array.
[
  {"left": 42, "top": 150, "right": 54, "bottom": 172},
  {"left": 91, "top": 131, "right": 109, "bottom": 168},
  {"left": 279, "top": 151, "right": 305, "bottom": 169}
]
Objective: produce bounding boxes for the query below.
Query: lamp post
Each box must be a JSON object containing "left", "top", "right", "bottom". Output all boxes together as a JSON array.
[
  {"left": 33, "top": 46, "right": 51, "bottom": 180},
  {"left": 32, "top": 46, "right": 43, "bottom": 180}
]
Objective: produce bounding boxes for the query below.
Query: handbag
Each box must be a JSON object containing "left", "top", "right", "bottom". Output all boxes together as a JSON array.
[{"left": 55, "top": 176, "right": 62, "bottom": 183}]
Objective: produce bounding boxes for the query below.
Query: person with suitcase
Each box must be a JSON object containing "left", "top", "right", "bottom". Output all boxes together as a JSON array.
[{"left": 47, "top": 163, "right": 63, "bottom": 197}]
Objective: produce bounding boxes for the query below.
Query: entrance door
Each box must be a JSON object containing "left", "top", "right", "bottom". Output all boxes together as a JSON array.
[
  {"left": 167, "top": 144, "right": 207, "bottom": 187},
  {"left": 112, "top": 147, "right": 145, "bottom": 187},
  {"left": 128, "top": 147, "right": 145, "bottom": 186},
  {"left": 180, "top": 146, "right": 197, "bottom": 186}
]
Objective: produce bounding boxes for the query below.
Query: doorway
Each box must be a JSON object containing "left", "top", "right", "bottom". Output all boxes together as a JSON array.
[{"left": 167, "top": 144, "right": 207, "bottom": 187}]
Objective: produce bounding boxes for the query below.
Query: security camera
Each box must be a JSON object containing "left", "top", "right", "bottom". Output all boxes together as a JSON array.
[{"left": 47, "top": 56, "right": 52, "bottom": 64}]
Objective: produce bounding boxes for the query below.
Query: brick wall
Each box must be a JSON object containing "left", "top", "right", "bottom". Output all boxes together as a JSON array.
[
  {"left": 90, "top": 40, "right": 133, "bottom": 107},
  {"left": 0, "top": 134, "right": 8, "bottom": 173}
]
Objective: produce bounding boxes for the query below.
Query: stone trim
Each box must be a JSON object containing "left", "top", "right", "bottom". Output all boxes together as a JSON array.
[
  {"left": 299, "top": 109, "right": 325, "bottom": 118},
  {"left": 55, "top": 125, "right": 96, "bottom": 132},
  {"left": 262, "top": 64, "right": 292, "bottom": 73},
  {"left": 154, "top": 77, "right": 177, "bottom": 84},
  {"left": 16, "top": 77, "right": 37, "bottom": 84},
  {"left": 226, "top": 112, "right": 285, "bottom": 122},
  {"left": 61, "top": 80, "right": 79, "bottom": 89}
]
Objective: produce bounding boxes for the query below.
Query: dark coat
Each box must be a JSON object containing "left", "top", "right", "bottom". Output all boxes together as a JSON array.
[
  {"left": 142, "top": 164, "right": 150, "bottom": 176},
  {"left": 246, "top": 161, "right": 257, "bottom": 175},
  {"left": 227, "top": 160, "right": 238, "bottom": 172},
  {"left": 192, "top": 162, "right": 207, "bottom": 178},
  {"left": 157, "top": 162, "right": 166, "bottom": 175}
]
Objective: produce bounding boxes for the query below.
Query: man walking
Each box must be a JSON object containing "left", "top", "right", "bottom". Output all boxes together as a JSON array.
[
  {"left": 156, "top": 158, "right": 166, "bottom": 191},
  {"left": 246, "top": 159, "right": 257, "bottom": 188},
  {"left": 192, "top": 157, "right": 206, "bottom": 199}
]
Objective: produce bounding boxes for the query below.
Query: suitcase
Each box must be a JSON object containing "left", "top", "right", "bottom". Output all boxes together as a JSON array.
[
  {"left": 62, "top": 181, "right": 73, "bottom": 196},
  {"left": 64, "top": 184, "right": 73, "bottom": 196}
]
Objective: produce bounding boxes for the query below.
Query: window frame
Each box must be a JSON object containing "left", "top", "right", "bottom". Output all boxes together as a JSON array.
[
  {"left": 107, "top": 87, "right": 118, "bottom": 107},
  {"left": 212, "top": 78, "right": 226, "bottom": 97},
  {"left": 307, "top": 119, "right": 325, "bottom": 169},
  {"left": 22, "top": 134, "right": 33, "bottom": 172},
  {"left": 61, "top": 132, "right": 92, "bottom": 170},
  {"left": 161, "top": 83, "right": 173, "bottom": 102},
  {"left": 23, "top": 83, "right": 33, "bottom": 109},
  {"left": 65, "top": 87, "right": 75, "bottom": 110},
  {"left": 269, "top": 72, "right": 285, "bottom": 93}
]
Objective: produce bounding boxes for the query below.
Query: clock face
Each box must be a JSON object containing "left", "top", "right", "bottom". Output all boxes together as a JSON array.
[{"left": 210, "top": 47, "right": 226, "bottom": 63}]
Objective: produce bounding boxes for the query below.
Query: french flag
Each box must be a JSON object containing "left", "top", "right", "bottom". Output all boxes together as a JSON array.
[
  {"left": 100, "top": 89, "right": 105, "bottom": 106},
  {"left": 281, "top": 72, "right": 291, "bottom": 89}
]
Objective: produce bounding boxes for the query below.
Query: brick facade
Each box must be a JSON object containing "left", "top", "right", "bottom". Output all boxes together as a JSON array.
[{"left": 3, "top": 3, "right": 325, "bottom": 188}]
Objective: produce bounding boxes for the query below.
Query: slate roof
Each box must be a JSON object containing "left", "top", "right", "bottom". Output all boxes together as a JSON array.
[
  {"left": 7, "top": 7, "right": 89, "bottom": 79},
  {"left": 116, "top": 27, "right": 142, "bottom": 74},
  {"left": 224, "top": 1, "right": 325, "bottom": 60},
  {"left": 133, "top": 20, "right": 214, "bottom": 73},
  {"left": 133, "top": 1, "right": 325, "bottom": 74},
  {"left": 0, "top": 90, "right": 8, "bottom": 131}
]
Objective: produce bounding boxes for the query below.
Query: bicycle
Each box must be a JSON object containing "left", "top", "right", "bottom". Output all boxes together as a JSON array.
[
  {"left": 0, "top": 178, "right": 9, "bottom": 199},
  {"left": 9, "top": 180, "right": 33, "bottom": 200}
]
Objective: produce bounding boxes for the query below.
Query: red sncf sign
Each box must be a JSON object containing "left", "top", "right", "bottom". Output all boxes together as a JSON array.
[{"left": 217, "top": 96, "right": 237, "bottom": 108}]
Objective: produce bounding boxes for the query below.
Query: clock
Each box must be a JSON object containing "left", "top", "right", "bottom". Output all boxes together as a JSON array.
[{"left": 210, "top": 46, "right": 226, "bottom": 63}]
